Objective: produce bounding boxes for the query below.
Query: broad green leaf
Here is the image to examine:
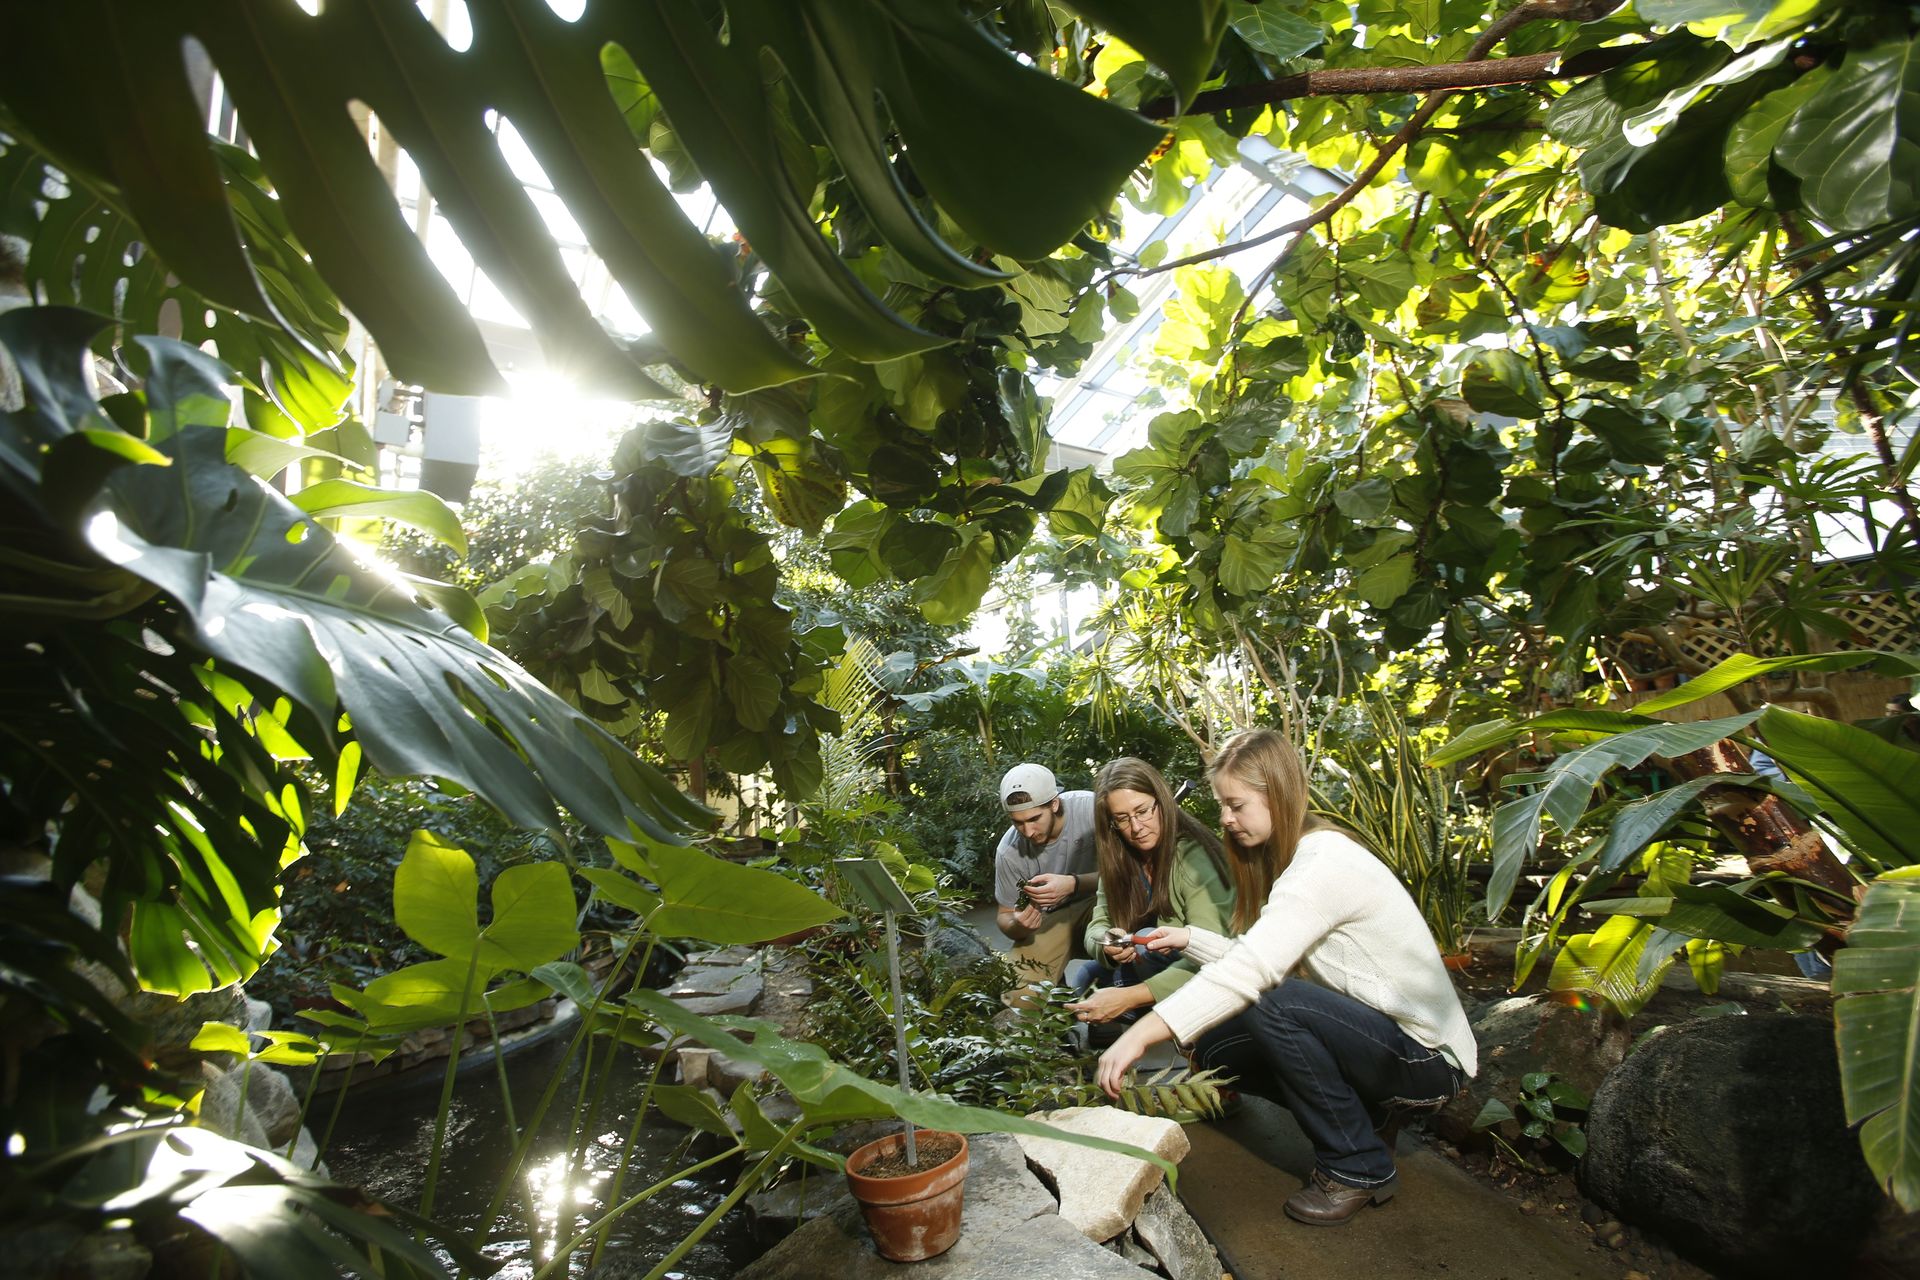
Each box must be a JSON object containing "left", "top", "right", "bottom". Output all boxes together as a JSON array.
[
  {"left": 1462, "top": 349, "right": 1543, "bottom": 418},
  {"left": 1486, "top": 711, "right": 1765, "bottom": 915},
  {"left": 732, "top": 1082, "right": 788, "bottom": 1152},
  {"left": 1833, "top": 874, "right": 1920, "bottom": 1211},
  {"left": 85, "top": 415, "right": 707, "bottom": 843},
  {"left": 580, "top": 867, "right": 663, "bottom": 919},
  {"left": 531, "top": 961, "right": 598, "bottom": 1008},
  {"left": 634, "top": 417, "right": 737, "bottom": 479},
  {"left": 1226, "top": 0, "right": 1324, "bottom": 60},
  {"left": 1633, "top": 650, "right": 1919, "bottom": 715},
  {"left": 478, "top": 862, "right": 580, "bottom": 973},
  {"left": 190, "top": 1022, "right": 253, "bottom": 1056},
  {"left": 625, "top": 989, "right": 1178, "bottom": 1181},
  {"left": 1583, "top": 882, "right": 1824, "bottom": 948},
  {"left": 1638, "top": 0, "right": 1822, "bottom": 50},
  {"left": 252, "top": 1031, "right": 323, "bottom": 1066},
  {"left": 1758, "top": 706, "right": 1920, "bottom": 870},
  {"left": 1591, "top": 775, "right": 1737, "bottom": 872},
  {"left": 292, "top": 478, "right": 468, "bottom": 554},
  {"left": 393, "top": 830, "right": 480, "bottom": 962},
  {"left": 1068, "top": 2, "right": 1231, "bottom": 105},
  {"left": 1776, "top": 37, "right": 1920, "bottom": 232},
  {"left": 1219, "top": 530, "right": 1285, "bottom": 596},
  {"left": 651, "top": 1083, "right": 739, "bottom": 1138},
  {"left": 1353, "top": 553, "right": 1417, "bottom": 608},
  {"left": 1549, "top": 915, "right": 1670, "bottom": 1018},
  {"left": 646, "top": 841, "right": 845, "bottom": 944},
  {"left": 1724, "top": 71, "right": 1822, "bottom": 205},
  {"left": 913, "top": 526, "right": 995, "bottom": 625},
  {"left": 1430, "top": 709, "right": 1656, "bottom": 766},
  {"left": 724, "top": 654, "right": 785, "bottom": 731}
]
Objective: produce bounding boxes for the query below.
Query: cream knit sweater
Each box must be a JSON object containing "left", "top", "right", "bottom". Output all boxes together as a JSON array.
[{"left": 1153, "top": 828, "right": 1479, "bottom": 1076}]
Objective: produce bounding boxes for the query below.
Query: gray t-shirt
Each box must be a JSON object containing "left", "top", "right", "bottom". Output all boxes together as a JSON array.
[{"left": 993, "top": 790, "right": 1098, "bottom": 911}]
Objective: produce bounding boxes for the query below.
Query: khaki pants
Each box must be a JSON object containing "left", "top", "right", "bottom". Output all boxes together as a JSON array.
[{"left": 1003, "top": 897, "right": 1095, "bottom": 1009}]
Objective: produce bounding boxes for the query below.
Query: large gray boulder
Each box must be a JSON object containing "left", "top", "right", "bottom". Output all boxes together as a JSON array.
[
  {"left": 1579, "top": 1012, "right": 1884, "bottom": 1277},
  {"left": 1434, "top": 995, "right": 1630, "bottom": 1146}
]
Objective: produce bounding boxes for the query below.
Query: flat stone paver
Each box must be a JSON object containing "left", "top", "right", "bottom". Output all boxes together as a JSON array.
[{"left": 1178, "top": 1095, "right": 1619, "bottom": 1280}]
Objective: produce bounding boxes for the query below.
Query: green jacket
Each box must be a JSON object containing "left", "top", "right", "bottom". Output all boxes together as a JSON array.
[{"left": 1082, "top": 836, "right": 1237, "bottom": 1002}]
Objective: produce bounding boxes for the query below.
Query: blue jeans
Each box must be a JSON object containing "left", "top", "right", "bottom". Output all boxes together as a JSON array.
[{"left": 1193, "top": 980, "right": 1462, "bottom": 1189}]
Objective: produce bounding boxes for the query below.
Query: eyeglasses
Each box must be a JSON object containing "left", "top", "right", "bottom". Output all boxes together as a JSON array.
[{"left": 1109, "top": 800, "right": 1159, "bottom": 832}]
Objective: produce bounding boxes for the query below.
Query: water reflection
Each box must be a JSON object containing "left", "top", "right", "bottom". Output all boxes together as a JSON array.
[{"left": 321, "top": 1029, "right": 758, "bottom": 1278}]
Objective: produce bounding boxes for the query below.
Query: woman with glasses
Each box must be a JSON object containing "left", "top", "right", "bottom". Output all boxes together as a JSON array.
[{"left": 1065, "top": 757, "right": 1235, "bottom": 1036}]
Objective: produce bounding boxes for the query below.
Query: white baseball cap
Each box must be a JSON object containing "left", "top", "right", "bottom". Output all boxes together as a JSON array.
[{"left": 999, "top": 763, "right": 1060, "bottom": 813}]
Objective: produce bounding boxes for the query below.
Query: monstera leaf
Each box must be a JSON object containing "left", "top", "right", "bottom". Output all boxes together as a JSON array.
[
  {"left": 0, "top": 307, "right": 706, "bottom": 994},
  {"left": 0, "top": 0, "right": 1195, "bottom": 395}
]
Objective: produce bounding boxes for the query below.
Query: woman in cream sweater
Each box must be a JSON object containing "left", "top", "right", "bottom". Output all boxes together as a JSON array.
[{"left": 1096, "top": 728, "right": 1476, "bottom": 1227}]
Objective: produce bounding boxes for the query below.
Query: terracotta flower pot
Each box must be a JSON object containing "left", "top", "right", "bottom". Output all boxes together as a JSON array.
[
  {"left": 844, "top": 1130, "right": 969, "bottom": 1262},
  {"left": 1441, "top": 950, "right": 1474, "bottom": 972}
]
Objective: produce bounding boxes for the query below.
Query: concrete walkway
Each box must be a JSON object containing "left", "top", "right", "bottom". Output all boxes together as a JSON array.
[
  {"left": 1179, "top": 1097, "right": 1617, "bottom": 1280},
  {"left": 962, "top": 903, "right": 1620, "bottom": 1280}
]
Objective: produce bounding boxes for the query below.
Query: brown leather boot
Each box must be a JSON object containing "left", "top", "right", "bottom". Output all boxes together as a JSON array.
[{"left": 1283, "top": 1168, "right": 1397, "bottom": 1226}]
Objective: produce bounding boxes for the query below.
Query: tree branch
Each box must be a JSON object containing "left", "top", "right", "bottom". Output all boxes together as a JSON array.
[
  {"left": 1118, "top": 0, "right": 1623, "bottom": 284},
  {"left": 1140, "top": 30, "right": 1643, "bottom": 120}
]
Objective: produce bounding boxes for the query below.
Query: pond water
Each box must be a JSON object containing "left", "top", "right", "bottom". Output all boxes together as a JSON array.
[{"left": 320, "top": 1028, "right": 765, "bottom": 1279}]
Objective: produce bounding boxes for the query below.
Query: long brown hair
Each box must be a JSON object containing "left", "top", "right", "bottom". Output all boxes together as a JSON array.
[
  {"left": 1208, "top": 729, "right": 1330, "bottom": 933},
  {"left": 1093, "top": 757, "right": 1228, "bottom": 932}
]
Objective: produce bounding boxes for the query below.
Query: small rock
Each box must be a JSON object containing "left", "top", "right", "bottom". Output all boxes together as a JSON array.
[
  {"left": 1580, "top": 1200, "right": 1609, "bottom": 1225},
  {"left": 1104, "top": 1232, "right": 1159, "bottom": 1269},
  {"left": 1131, "top": 1185, "right": 1221, "bottom": 1280},
  {"left": 1602, "top": 1228, "right": 1628, "bottom": 1250},
  {"left": 683, "top": 945, "right": 757, "bottom": 967},
  {"left": 1016, "top": 1106, "right": 1190, "bottom": 1242},
  {"left": 1518, "top": 1200, "right": 1536, "bottom": 1215},
  {"left": 677, "top": 1047, "right": 713, "bottom": 1089},
  {"left": 747, "top": 1176, "right": 854, "bottom": 1241}
]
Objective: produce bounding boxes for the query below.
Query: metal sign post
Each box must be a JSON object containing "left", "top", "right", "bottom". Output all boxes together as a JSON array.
[{"left": 834, "top": 858, "right": 921, "bottom": 1167}]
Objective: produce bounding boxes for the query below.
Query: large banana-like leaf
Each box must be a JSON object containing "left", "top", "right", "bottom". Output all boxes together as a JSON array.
[
  {"left": 1757, "top": 705, "right": 1920, "bottom": 872},
  {"left": 0, "top": 0, "right": 1184, "bottom": 395},
  {"left": 1833, "top": 871, "right": 1920, "bottom": 1212},
  {"left": 1484, "top": 710, "right": 1765, "bottom": 915}
]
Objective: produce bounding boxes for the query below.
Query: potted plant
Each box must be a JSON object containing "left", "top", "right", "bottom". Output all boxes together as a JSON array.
[
  {"left": 844, "top": 1128, "right": 971, "bottom": 1261},
  {"left": 832, "top": 857, "right": 970, "bottom": 1261}
]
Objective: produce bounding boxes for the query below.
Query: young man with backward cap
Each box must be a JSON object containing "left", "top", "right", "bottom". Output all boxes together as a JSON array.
[{"left": 993, "top": 763, "right": 1099, "bottom": 1005}]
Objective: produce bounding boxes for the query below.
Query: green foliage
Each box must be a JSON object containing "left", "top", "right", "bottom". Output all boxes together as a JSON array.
[
  {"left": 0, "top": 1, "right": 1194, "bottom": 394},
  {"left": 1317, "top": 696, "right": 1478, "bottom": 953},
  {"left": 0, "top": 1122, "right": 492, "bottom": 1280},
  {"left": 1473, "top": 1070, "right": 1591, "bottom": 1171},
  {"left": 249, "top": 773, "right": 567, "bottom": 1024},
  {"left": 802, "top": 942, "right": 1086, "bottom": 1112},
  {"left": 1834, "top": 870, "right": 1920, "bottom": 1211},
  {"left": 1442, "top": 652, "right": 1920, "bottom": 1209},
  {"left": 0, "top": 308, "right": 702, "bottom": 1002}
]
